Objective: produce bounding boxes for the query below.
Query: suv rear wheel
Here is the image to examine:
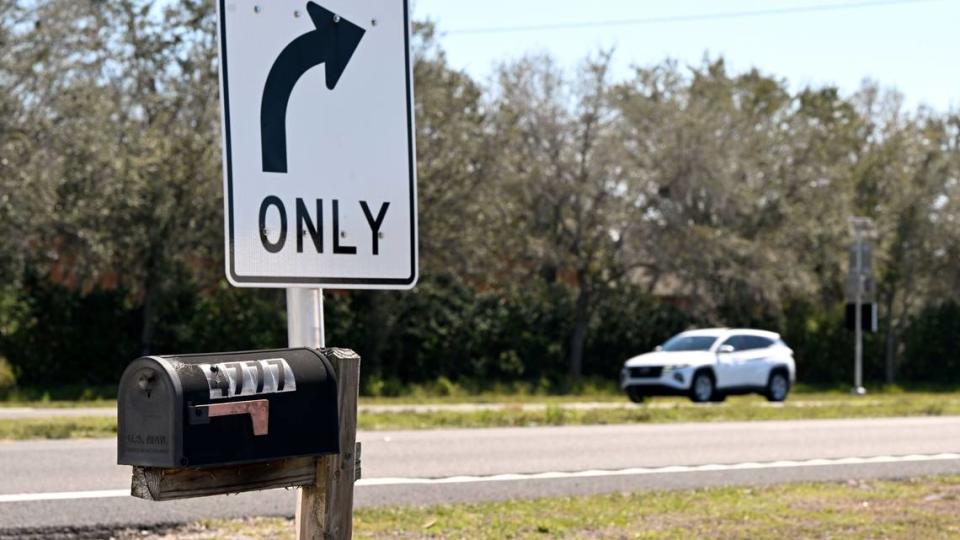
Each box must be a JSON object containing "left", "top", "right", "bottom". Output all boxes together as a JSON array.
[
  {"left": 765, "top": 371, "right": 790, "bottom": 402},
  {"left": 689, "top": 371, "right": 715, "bottom": 403}
]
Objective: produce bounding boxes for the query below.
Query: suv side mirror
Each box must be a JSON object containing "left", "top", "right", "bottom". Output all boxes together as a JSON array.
[
  {"left": 717, "top": 344, "right": 735, "bottom": 354},
  {"left": 654, "top": 345, "right": 663, "bottom": 352}
]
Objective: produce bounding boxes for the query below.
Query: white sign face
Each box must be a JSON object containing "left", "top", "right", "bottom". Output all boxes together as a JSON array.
[{"left": 217, "top": 0, "right": 417, "bottom": 288}]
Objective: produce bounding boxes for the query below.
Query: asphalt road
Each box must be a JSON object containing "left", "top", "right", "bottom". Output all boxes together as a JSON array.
[{"left": 2, "top": 416, "right": 959, "bottom": 537}]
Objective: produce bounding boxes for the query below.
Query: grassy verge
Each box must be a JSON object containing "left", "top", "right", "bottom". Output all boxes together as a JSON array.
[
  {"left": 361, "top": 383, "right": 960, "bottom": 404},
  {"left": 0, "top": 377, "right": 626, "bottom": 407},
  {"left": 0, "top": 384, "right": 116, "bottom": 404},
  {"left": 4, "top": 382, "right": 960, "bottom": 408},
  {"left": 0, "top": 399, "right": 116, "bottom": 409},
  {"left": 3, "top": 392, "right": 960, "bottom": 440},
  {"left": 359, "top": 392, "right": 623, "bottom": 405},
  {"left": 0, "top": 416, "right": 116, "bottom": 440},
  {"left": 357, "top": 393, "right": 960, "bottom": 430},
  {"left": 124, "top": 476, "right": 960, "bottom": 539}
]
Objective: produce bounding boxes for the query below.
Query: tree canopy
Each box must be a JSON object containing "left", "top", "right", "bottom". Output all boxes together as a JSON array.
[{"left": 1, "top": 1, "right": 958, "bottom": 389}]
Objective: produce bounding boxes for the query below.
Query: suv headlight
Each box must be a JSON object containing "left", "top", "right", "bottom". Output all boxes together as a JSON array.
[{"left": 664, "top": 364, "right": 690, "bottom": 371}]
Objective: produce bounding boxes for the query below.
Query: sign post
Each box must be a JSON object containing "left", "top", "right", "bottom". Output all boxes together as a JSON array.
[
  {"left": 215, "top": 0, "right": 418, "bottom": 537},
  {"left": 848, "top": 217, "right": 875, "bottom": 396},
  {"left": 854, "top": 234, "right": 865, "bottom": 396},
  {"left": 286, "top": 288, "right": 362, "bottom": 539}
]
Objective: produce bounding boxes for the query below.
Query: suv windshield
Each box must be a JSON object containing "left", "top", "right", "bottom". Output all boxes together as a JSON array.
[{"left": 660, "top": 335, "right": 717, "bottom": 352}]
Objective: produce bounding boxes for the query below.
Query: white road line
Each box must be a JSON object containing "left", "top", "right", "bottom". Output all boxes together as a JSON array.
[
  {"left": 357, "top": 453, "right": 960, "bottom": 486},
  {"left": 2, "top": 453, "right": 959, "bottom": 503},
  {"left": 0, "top": 489, "right": 129, "bottom": 503}
]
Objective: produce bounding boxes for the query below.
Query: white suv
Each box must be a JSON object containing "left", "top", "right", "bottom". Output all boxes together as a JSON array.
[{"left": 620, "top": 328, "right": 796, "bottom": 403}]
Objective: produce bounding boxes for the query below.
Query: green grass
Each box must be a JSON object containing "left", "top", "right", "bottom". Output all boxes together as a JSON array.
[
  {"left": 359, "top": 383, "right": 960, "bottom": 405},
  {"left": 0, "top": 377, "right": 626, "bottom": 407},
  {"left": 359, "top": 376, "right": 624, "bottom": 403},
  {"left": 3, "top": 382, "right": 960, "bottom": 408},
  {"left": 0, "top": 384, "right": 117, "bottom": 404},
  {"left": 0, "top": 399, "right": 116, "bottom": 409},
  {"left": 4, "top": 392, "right": 960, "bottom": 440},
  {"left": 0, "top": 416, "right": 117, "bottom": 440},
  {"left": 357, "top": 392, "right": 960, "bottom": 430},
  {"left": 359, "top": 392, "right": 625, "bottom": 405},
  {"left": 125, "top": 475, "right": 960, "bottom": 539}
]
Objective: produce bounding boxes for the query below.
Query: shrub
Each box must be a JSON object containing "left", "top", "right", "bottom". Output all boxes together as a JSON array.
[
  {"left": 902, "top": 301, "right": 960, "bottom": 383},
  {"left": 586, "top": 287, "right": 698, "bottom": 379},
  {"left": 0, "top": 275, "right": 139, "bottom": 387},
  {"left": 0, "top": 356, "right": 16, "bottom": 398}
]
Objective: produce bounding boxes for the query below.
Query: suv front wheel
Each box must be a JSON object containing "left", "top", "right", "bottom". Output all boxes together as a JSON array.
[
  {"left": 625, "top": 386, "right": 647, "bottom": 404},
  {"left": 689, "top": 371, "right": 716, "bottom": 403}
]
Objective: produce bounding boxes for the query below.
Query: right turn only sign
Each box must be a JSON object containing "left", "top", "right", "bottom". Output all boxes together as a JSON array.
[{"left": 217, "top": 0, "right": 417, "bottom": 289}]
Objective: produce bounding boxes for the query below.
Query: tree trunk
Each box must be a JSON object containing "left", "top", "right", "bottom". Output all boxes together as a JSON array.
[
  {"left": 356, "top": 291, "right": 391, "bottom": 377},
  {"left": 884, "top": 326, "right": 898, "bottom": 385},
  {"left": 139, "top": 234, "right": 167, "bottom": 356},
  {"left": 140, "top": 273, "right": 158, "bottom": 356},
  {"left": 882, "top": 288, "right": 897, "bottom": 385},
  {"left": 568, "top": 276, "right": 591, "bottom": 380}
]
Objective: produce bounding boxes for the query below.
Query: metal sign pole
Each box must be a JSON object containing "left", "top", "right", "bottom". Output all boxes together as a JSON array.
[
  {"left": 853, "top": 233, "right": 866, "bottom": 396},
  {"left": 287, "top": 288, "right": 324, "bottom": 350},
  {"left": 287, "top": 288, "right": 360, "bottom": 539},
  {"left": 287, "top": 288, "right": 329, "bottom": 537}
]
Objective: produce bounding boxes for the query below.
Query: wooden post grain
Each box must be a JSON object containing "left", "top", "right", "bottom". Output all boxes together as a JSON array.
[
  {"left": 131, "top": 456, "right": 317, "bottom": 501},
  {"left": 296, "top": 348, "right": 360, "bottom": 540}
]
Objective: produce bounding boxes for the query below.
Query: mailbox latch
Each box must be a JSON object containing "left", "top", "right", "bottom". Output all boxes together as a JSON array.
[{"left": 189, "top": 399, "right": 270, "bottom": 436}]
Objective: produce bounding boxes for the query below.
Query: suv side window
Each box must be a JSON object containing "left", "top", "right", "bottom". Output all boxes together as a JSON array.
[
  {"left": 721, "top": 335, "right": 748, "bottom": 351},
  {"left": 742, "top": 336, "right": 774, "bottom": 351}
]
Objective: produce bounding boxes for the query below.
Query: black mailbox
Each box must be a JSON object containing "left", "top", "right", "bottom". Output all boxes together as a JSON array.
[{"left": 118, "top": 348, "right": 339, "bottom": 468}]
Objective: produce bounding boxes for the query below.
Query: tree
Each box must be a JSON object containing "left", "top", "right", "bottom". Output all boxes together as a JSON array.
[
  {"left": 0, "top": 0, "right": 224, "bottom": 353},
  {"left": 611, "top": 59, "right": 935, "bottom": 339},
  {"left": 490, "top": 52, "right": 643, "bottom": 379},
  {"left": 851, "top": 86, "right": 960, "bottom": 382},
  {"left": 339, "top": 22, "right": 496, "bottom": 374}
]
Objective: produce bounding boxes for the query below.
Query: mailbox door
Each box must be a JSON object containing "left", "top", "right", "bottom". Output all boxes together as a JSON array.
[
  {"left": 175, "top": 349, "right": 340, "bottom": 467},
  {"left": 117, "top": 357, "right": 182, "bottom": 467}
]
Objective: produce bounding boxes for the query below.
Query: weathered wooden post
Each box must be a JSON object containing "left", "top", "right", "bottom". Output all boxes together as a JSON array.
[
  {"left": 295, "top": 348, "right": 360, "bottom": 539},
  {"left": 288, "top": 288, "right": 361, "bottom": 539}
]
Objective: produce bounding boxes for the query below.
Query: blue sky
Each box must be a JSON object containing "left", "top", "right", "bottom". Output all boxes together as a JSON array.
[{"left": 412, "top": 0, "right": 958, "bottom": 112}]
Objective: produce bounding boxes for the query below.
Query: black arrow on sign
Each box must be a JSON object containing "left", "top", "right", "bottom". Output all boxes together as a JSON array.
[{"left": 260, "top": 2, "right": 365, "bottom": 174}]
